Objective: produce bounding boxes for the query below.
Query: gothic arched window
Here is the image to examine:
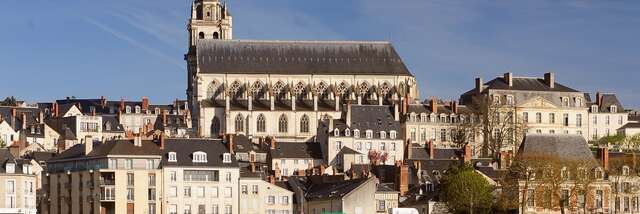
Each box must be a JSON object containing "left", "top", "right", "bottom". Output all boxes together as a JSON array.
[
  {"left": 337, "top": 82, "right": 349, "bottom": 95},
  {"left": 294, "top": 82, "right": 306, "bottom": 96},
  {"left": 257, "top": 114, "right": 266, "bottom": 133},
  {"left": 229, "top": 80, "right": 242, "bottom": 97},
  {"left": 211, "top": 117, "right": 220, "bottom": 137},
  {"left": 206, "top": 80, "right": 219, "bottom": 99},
  {"left": 278, "top": 114, "right": 288, "bottom": 133},
  {"left": 300, "top": 115, "right": 310, "bottom": 133},
  {"left": 380, "top": 82, "right": 391, "bottom": 96},
  {"left": 235, "top": 114, "right": 244, "bottom": 132},
  {"left": 358, "top": 82, "right": 369, "bottom": 95},
  {"left": 196, "top": 5, "right": 203, "bottom": 20},
  {"left": 250, "top": 81, "right": 264, "bottom": 97}
]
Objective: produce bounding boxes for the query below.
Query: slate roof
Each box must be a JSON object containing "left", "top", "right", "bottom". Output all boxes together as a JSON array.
[
  {"left": 49, "top": 139, "right": 162, "bottom": 161},
  {"left": 483, "top": 77, "right": 579, "bottom": 92},
  {"left": 162, "top": 138, "right": 238, "bottom": 168},
  {"left": 596, "top": 93, "right": 625, "bottom": 113},
  {"left": 196, "top": 40, "right": 412, "bottom": 76},
  {"left": 377, "top": 183, "right": 397, "bottom": 192},
  {"left": 306, "top": 178, "right": 369, "bottom": 200},
  {"left": 102, "top": 115, "right": 125, "bottom": 133},
  {"left": 517, "top": 134, "right": 597, "bottom": 164},
  {"left": 232, "top": 135, "right": 268, "bottom": 154},
  {"left": 332, "top": 105, "right": 401, "bottom": 139},
  {"left": 270, "top": 142, "right": 323, "bottom": 159},
  {"left": 0, "top": 149, "right": 16, "bottom": 173},
  {"left": 406, "top": 103, "right": 474, "bottom": 115},
  {"left": 619, "top": 122, "right": 640, "bottom": 129},
  {"left": 409, "top": 145, "right": 463, "bottom": 160}
]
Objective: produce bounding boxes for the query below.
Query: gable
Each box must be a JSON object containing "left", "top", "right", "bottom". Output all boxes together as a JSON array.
[
  {"left": 517, "top": 96, "right": 559, "bottom": 109},
  {"left": 63, "top": 105, "right": 83, "bottom": 117}
]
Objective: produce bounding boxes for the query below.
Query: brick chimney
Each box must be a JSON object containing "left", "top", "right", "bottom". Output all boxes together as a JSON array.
[
  {"left": 346, "top": 101, "right": 352, "bottom": 126},
  {"left": 228, "top": 134, "right": 235, "bottom": 154},
  {"left": 10, "top": 108, "right": 16, "bottom": 129},
  {"left": 142, "top": 97, "right": 149, "bottom": 113},
  {"left": 84, "top": 135, "right": 93, "bottom": 155},
  {"left": 270, "top": 137, "right": 277, "bottom": 150},
  {"left": 475, "top": 77, "right": 483, "bottom": 93},
  {"left": 100, "top": 96, "right": 107, "bottom": 107},
  {"left": 53, "top": 102, "right": 59, "bottom": 118},
  {"left": 134, "top": 133, "right": 142, "bottom": 147},
  {"left": 503, "top": 72, "right": 513, "bottom": 87},
  {"left": 38, "top": 111, "right": 43, "bottom": 123},
  {"left": 600, "top": 147, "right": 609, "bottom": 170},
  {"left": 463, "top": 144, "right": 471, "bottom": 163},
  {"left": 320, "top": 164, "right": 325, "bottom": 175},
  {"left": 428, "top": 140, "right": 435, "bottom": 159},
  {"left": 275, "top": 163, "right": 282, "bottom": 180},
  {"left": 159, "top": 133, "right": 166, "bottom": 150},
  {"left": 596, "top": 92, "right": 603, "bottom": 107},
  {"left": 544, "top": 72, "right": 555, "bottom": 89},
  {"left": 119, "top": 97, "right": 125, "bottom": 113},
  {"left": 250, "top": 162, "right": 256, "bottom": 173},
  {"left": 162, "top": 110, "right": 168, "bottom": 126},
  {"left": 451, "top": 101, "right": 459, "bottom": 114},
  {"left": 430, "top": 97, "right": 437, "bottom": 114},
  {"left": 21, "top": 113, "right": 27, "bottom": 130},
  {"left": 398, "top": 163, "right": 409, "bottom": 196}
]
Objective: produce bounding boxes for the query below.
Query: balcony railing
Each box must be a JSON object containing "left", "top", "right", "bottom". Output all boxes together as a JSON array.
[{"left": 100, "top": 187, "right": 115, "bottom": 201}]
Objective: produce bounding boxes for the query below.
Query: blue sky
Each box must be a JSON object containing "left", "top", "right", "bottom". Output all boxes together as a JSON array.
[{"left": 1, "top": 0, "right": 639, "bottom": 108}]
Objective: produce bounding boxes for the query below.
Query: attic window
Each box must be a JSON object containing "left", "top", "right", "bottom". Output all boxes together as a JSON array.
[
  {"left": 575, "top": 98, "right": 583, "bottom": 107},
  {"left": 135, "top": 106, "right": 141, "bottom": 114},
  {"left": 380, "top": 131, "right": 387, "bottom": 139},
  {"left": 390, "top": 131, "right": 397, "bottom": 139},
  {"left": 192, "top": 151, "right": 207, "bottom": 163},
  {"left": 334, "top": 128, "right": 340, "bottom": 137},
  {"left": 223, "top": 153, "right": 232, "bottom": 163},
  {"left": 168, "top": 152, "right": 177, "bottom": 162},
  {"left": 105, "top": 122, "right": 111, "bottom": 131},
  {"left": 6, "top": 163, "right": 15, "bottom": 174},
  {"left": 353, "top": 129, "right": 360, "bottom": 138},
  {"left": 591, "top": 105, "right": 599, "bottom": 113},
  {"left": 344, "top": 128, "right": 351, "bottom": 137},
  {"left": 155, "top": 108, "right": 160, "bottom": 115},
  {"left": 611, "top": 105, "right": 618, "bottom": 113},
  {"left": 125, "top": 106, "right": 132, "bottom": 114},
  {"left": 366, "top": 130, "right": 373, "bottom": 139},
  {"left": 623, "top": 166, "right": 630, "bottom": 176}
]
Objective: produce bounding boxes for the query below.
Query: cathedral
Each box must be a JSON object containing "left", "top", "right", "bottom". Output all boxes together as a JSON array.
[{"left": 185, "top": 0, "right": 419, "bottom": 141}]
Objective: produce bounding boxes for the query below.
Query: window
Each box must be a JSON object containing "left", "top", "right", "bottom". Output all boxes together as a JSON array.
[
  {"left": 170, "top": 171, "right": 177, "bottom": 182},
  {"left": 149, "top": 203, "right": 156, "bottom": 214},
  {"left": 606, "top": 115, "right": 610, "bottom": 125},
  {"left": 577, "top": 114, "right": 582, "bottom": 127},
  {"left": 223, "top": 153, "right": 231, "bottom": 163},
  {"left": 184, "top": 205, "right": 191, "bottom": 214},
  {"left": 549, "top": 113, "right": 555, "bottom": 124},
  {"left": 536, "top": 113, "right": 542, "bottom": 123},
  {"left": 523, "top": 112, "right": 528, "bottom": 123},
  {"left": 182, "top": 170, "right": 218, "bottom": 182},
  {"left": 126, "top": 106, "right": 132, "bottom": 113},
  {"left": 257, "top": 114, "right": 266, "bottom": 132},
  {"left": 184, "top": 186, "right": 192, "bottom": 197},
  {"left": 611, "top": 105, "right": 618, "bottom": 113},
  {"left": 334, "top": 128, "right": 340, "bottom": 137},
  {"left": 224, "top": 187, "right": 232, "bottom": 197},
  {"left": 356, "top": 142, "right": 362, "bottom": 151},
  {"left": 212, "top": 205, "right": 218, "bottom": 214},
  {"left": 354, "top": 129, "right": 360, "bottom": 138},
  {"left": 378, "top": 200, "right": 386, "bottom": 211},
  {"left": 561, "top": 190, "right": 569, "bottom": 207},
  {"left": 420, "top": 128, "right": 426, "bottom": 142},
  {"left": 241, "top": 185, "right": 247, "bottom": 194},
  {"left": 168, "top": 152, "right": 177, "bottom": 162},
  {"left": 127, "top": 188, "right": 134, "bottom": 201},
  {"left": 562, "top": 97, "right": 569, "bottom": 107},
  {"left": 335, "top": 141, "right": 342, "bottom": 151},
  {"left": 125, "top": 159, "right": 133, "bottom": 169},
  {"left": 380, "top": 131, "right": 386, "bottom": 139},
  {"left": 282, "top": 196, "right": 289, "bottom": 204},
  {"left": 225, "top": 172, "right": 231, "bottom": 182},
  {"left": 127, "top": 173, "right": 135, "bottom": 186},
  {"left": 440, "top": 129, "right": 446, "bottom": 142},
  {"left": 135, "top": 105, "right": 141, "bottom": 113},
  {"left": 235, "top": 114, "right": 244, "bottom": 132},
  {"left": 268, "top": 196, "right": 275, "bottom": 205},
  {"left": 366, "top": 142, "right": 372, "bottom": 150},
  {"left": 619, "top": 116, "right": 624, "bottom": 125},
  {"left": 410, "top": 128, "right": 416, "bottom": 141},
  {"left": 170, "top": 205, "right": 178, "bottom": 214},
  {"left": 193, "top": 151, "right": 208, "bottom": 163},
  {"left": 345, "top": 128, "right": 351, "bottom": 137},
  {"left": 596, "top": 190, "right": 603, "bottom": 208},
  {"left": 300, "top": 115, "right": 310, "bottom": 133},
  {"left": 506, "top": 95, "right": 514, "bottom": 105},
  {"left": 278, "top": 114, "right": 288, "bottom": 133},
  {"left": 146, "top": 159, "right": 155, "bottom": 169},
  {"left": 563, "top": 113, "right": 569, "bottom": 126},
  {"left": 391, "top": 143, "right": 396, "bottom": 151},
  {"left": 210, "top": 187, "right": 219, "bottom": 198},
  {"left": 576, "top": 98, "right": 583, "bottom": 107},
  {"left": 148, "top": 188, "right": 156, "bottom": 201},
  {"left": 196, "top": 186, "right": 205, "bottom": 198},
  {"left": 366, "top": 130, "right": 373, "bottom": 139},
  {"left": 224, "top": 205, "right": 232, "bottom": 214},
  {"left": 593, "top": 115, "right": 598, "bottom": 124},
  {"left": 198, "top": 205, "right": 205, "bottom": 214},
  {"left": 578, "top": 193, "right": 586, "bottom": 209},
  {"left": 380, "top": 142, "right": 386, "bottom": 151},
  {"left": 170, "top": 186, "right": 177, "bottom": 197},
  {"left": 252, "top": 185, "right": 258, "bottom": 194}
]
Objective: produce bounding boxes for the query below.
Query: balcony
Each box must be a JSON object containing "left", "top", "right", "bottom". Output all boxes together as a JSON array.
[
  {"left": 100, "top": 186, "right": 115, "bottom": 201},
  {"left": 100, "top": 172, "right": 115, "bottom": 186}
]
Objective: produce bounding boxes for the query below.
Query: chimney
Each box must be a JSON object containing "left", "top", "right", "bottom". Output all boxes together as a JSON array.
[
  {"left": 228, "top": 134, "right": 235, "bottom": 154},
  {"left": 53, "top": 102, "right": 59, "bottom": 118},
  {"left": 428, "top": 141, "right": 434, "bottom": 159},
  {"left": 275, "top": 163, "right": 282, "bottom": 180},
  {"left": 346, "top": 101, "right": 352, "bottom": 126},
  {"left": 430, "top": 97, "right": 437, "bottom": 114},
  {"left": 394, "top": 100, "right": 400, "bottom": 122},
  {"left": 398, "top": 164, "right": 409, "bottom": 196},
  {"left": 250, "top": 162, "right": 256, "bottom": 173},
  {"left": 10, "top": 108, "right": 16, "bottom": 129},
  {"left": 119, "top": 97, "right": 125, "bottom": 113},
  {"left": 328, "top": 118, "right": 334, "bottom": 131},
  {"left": 84, "top": 135, "right": 93, "bottom": 155},
  {"left": 475, "top": 77, "right": 483, "bottom": 93},
  {"left": 544, "top": 72, "right": 555, "bottom": 89},
  {"left": 596, "top": 92, "right": 603, "bottom": 107},
  {"left": 134, "top": 133, "right": 142, "bottom": 147},
  {"left": 100, "top": 96, "right": 107, "bottom": 107},
  {"left": 503, "top": 72, "right": 513, "bottom": 87},
  {"left": 406, "top": 140, "right": 412, "bottom": 160},
  {"left": 320, "top": 164, "right": 326, "bottom": 175},
  {"left": 270, "top": 137, "right": 277, "bottom": 150},
  {"left": 38, "top": 111, "right": 43, "bottom": 123},
  {"left": 21, "top": 113, "right": 27, "bottom": 130},
  {"left": 162, "top": 110, "right": 168, "bottom": 126},
  {"left": 91, "top": 107, "right": 96, "bottom": 116},
  {"left": 452, "top": 101, "right": 459, "bottom": 114},
  {"left": 463, "top": 144, "right": 471, "bottom": 163},
  {"left": 600, "top": 147, "right": 609, "bottom": 170},
  {"left": 269, "top": 175, "right": 275, "bottom": 184},
  {"left": 142, "top": 96, "right": 149, "bottom": 113},
  {"left": 159, "top": 133, "right": 166, "bottom": 149}
]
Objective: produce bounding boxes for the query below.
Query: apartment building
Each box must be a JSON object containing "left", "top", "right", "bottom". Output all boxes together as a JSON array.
[
  {"left": 162, "top": 138, "right": 239, "bottom": 214},
  {"left": 239, "top": 176, "right": 293, "bottom": 214},
  {"left": 588, "top": 92, "right": 628, "bottom": 140},
  {"left": 305, "top": 176, "right": 378, "bottom": 214},
  {"left": 0, "top": 149, "right": 37, "bottom": 214},
  {"left": 42, "top": 136, "right": 162, "bottom": 214},
  {"left": 269, "top": 140, "right": 323, "bottom": 178}
]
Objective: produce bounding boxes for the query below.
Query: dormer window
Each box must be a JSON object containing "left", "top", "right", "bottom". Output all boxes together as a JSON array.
[
  {"left": 168, "top": 152, "right": 177, "bottom": 162},
  {"left": 223, "top": 153, "right": 232, "bottom": 163},
  {"left": 575, "top": 98, "right": 583, "bottom": 107},
  {"left": 30, "top": 126, "right": 35, "bottom": 134},
  {"left": 154, "top": 108, "right": 160, "bottom": 115},
  {"left": 380, "top": 131, "right": 387, "bottom": 139},
  {"left": 623, "top": 166, "right": 630, "bottom": 176},
  {"left": 6, "top": 163, "right": 15, "bottom": 174},
  {"left": 390, "top": 131, "right": 397, "bottom": 139},
  {"left": 334, "top": 128, "right": 340, "bottom": 137},
  {"left": 353, "top": 129, "right": 360, "bottom": 138},
  {"left": 610, "top": 105, "right": 618, "bottom": 113},
  {"left": 366, "top": 130, "right": 373, "bottom": 139},
  {"left": 421, "top": 114, "right": 427, "bottom": 122},
  {"left": 344, "top": 128, "right": 351, "bottom": 137},
  {"left": 135, "top": 106, "right": 141, "bottom": 114},
  {"left": 192, "top": 151, "right": 207, "bottom": 163},
  {"left": 591, "top": 105, "right": 599, "bottom": 113},
  {"left": 594, "top": 168, "right": 604, "bottom": 180},
  {"left": 562, "top": 97, "right": 570, "bottom": 107},
  {"left": 105, "top": 122, "right": 112, "bottom": 131},
  {"left": 125, "top": 106, "right": 132, "bottom": 114}
]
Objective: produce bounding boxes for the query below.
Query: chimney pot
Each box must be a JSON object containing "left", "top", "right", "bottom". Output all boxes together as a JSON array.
[
  {"left": 601, "top": 147, "right": 609, "bottom": 170},
  {"left": 228, "top": 134, "right": 235, "bottom": 154},
  {"left": 475, "top": 77, "right": 483, "bottom": 93},
  {"left": 142, "top": 97, "right": 149, "bottom": 113},
  {"left": 503, "top": 72, "right": 513, "bottom": 87},
  {"left": 430, "top": 97, "right": 437, "bottom": 114}
]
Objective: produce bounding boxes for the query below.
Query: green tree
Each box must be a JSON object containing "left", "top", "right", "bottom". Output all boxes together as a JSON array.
[
  {"left": 441, "top": 166, "right": 494, "bottom": 214},
  {"left": 0, "top": 96, "right": 17, "bottom": 106},
  {"left": 0, "top": 138, "right": 5, "bottom": 148},
  {"left": 599, "top": 134, "right": 625, "bottom": 148}
]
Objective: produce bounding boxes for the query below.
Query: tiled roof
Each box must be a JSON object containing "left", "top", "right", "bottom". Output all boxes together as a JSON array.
[{"left": 196, "top": 40, "right": 413, "bottom": 76}]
